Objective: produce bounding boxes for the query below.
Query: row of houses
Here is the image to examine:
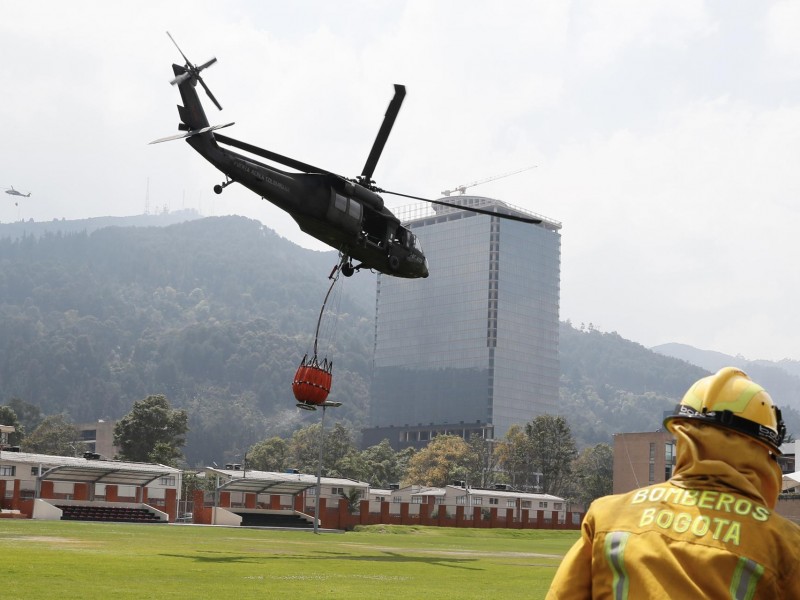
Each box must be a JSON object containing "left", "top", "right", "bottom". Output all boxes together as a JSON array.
[
  {"left": 0, "top": 448, "right": 183, "bottom": 522},
  {"left": 195, "top": 465, "right": 577, "bottom": 529},
  {"left": 10, "top": 429, "right": 799, "bottom": 530},
  {"left": 0, "top": 447, "right": 577, "bottom": 529},
  {"left": 372, "top": 483, "right": 568, "bottom": 517}
]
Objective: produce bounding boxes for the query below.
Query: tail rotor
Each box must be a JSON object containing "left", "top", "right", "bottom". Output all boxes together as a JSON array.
[{"left": 166, "top": 31, "right": 222, "bottom": 110}]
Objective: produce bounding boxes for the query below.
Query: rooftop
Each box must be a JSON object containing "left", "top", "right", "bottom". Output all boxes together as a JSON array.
[{"left": 0, "top": 450, "right": 180, "bottom": 486}]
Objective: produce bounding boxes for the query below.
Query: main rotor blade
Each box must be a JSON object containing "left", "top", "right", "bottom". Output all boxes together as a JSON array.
[
  {"left": 198, "top": 76, "right": 222, "bottom": 110},
  {"left": 214, "top": 133, "right": 337, "bottom": 175},
  {"left": 166, "top": 31, "right": 191, "bottom": 66},
  {"left": 361, "top": 84, "right": 406, "bottom": 182},
  {"left": 379, "top": 189, "right": 542, "bottom": 224},
  {"left": 198, "top": 57, "right": 218, "bottom": 71}
]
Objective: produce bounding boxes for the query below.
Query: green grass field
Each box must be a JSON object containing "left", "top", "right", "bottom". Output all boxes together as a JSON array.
[{"left": 0, "top": 520, "right": 578, "bottom": 599}]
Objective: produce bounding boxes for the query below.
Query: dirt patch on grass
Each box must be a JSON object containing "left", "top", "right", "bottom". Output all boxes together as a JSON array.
[
  {"left": 5, "top": 536, "right": 102, "bottom": 548},
  {"left": 432, "top": 549, "right": 562, "bottom": 559},
  {"left": 339, "top": 542, "right": 560, "bottom": 559}
]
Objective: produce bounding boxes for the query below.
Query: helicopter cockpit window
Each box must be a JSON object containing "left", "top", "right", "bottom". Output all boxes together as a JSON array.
[
  {"left": 410, "top": 233, "right": 422, "bottom": 252},
  {"left": 334, "top": 193, "right": 362, "bottom": 221},
  {"left": 347, "top": 198, "right": 362, "bottom": 220},
  {"left": 334, "top": 193, "right": 348, "bottom": 213}
]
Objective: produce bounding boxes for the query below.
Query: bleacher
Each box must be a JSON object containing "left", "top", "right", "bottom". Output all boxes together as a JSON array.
[
  {"left": 235, "top": 511, "right": 314, "bottom": 529},
  {"left": 57, "top": 504, "right": 164, "bottom": 523}
]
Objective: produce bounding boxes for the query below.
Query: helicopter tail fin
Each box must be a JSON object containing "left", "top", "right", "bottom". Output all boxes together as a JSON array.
[
  {"left": 172, "top": 64, "right": 210, "bottom": 131},
  {"left": 151, "top": 63, "right": 229, "bottom": 156}
]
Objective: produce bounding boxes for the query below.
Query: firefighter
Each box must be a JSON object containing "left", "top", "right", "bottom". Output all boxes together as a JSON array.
[{"left": 547, "top": 367, "right": 800, "bottom": 599}]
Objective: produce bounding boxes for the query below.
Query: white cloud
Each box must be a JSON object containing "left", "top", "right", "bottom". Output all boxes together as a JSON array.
[
  {"left": 571, "top": 0, "right": 715, "bottom": 68},
  {"left": 540, "top": 94, "right": 800, "bottom": 360},
  {"left": 764, "top": 0, "right": 800, "bottom": 58}
]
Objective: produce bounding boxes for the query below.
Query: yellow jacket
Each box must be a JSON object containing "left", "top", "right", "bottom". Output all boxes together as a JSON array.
[{"left": 547, "top": 423, "right": 800, "bottom": 599}]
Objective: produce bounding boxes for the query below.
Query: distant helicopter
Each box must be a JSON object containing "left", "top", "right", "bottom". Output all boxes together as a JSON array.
[
  {"left": 5, "top": 186, "right": 31, "bottom": 198},
  {"left": 151, "top": 33, "right": 540, "bottom": 278}
]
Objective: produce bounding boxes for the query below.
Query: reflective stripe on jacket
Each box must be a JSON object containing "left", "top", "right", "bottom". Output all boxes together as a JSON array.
[
  {"left": 547, "top": 423, "right": 800, "bottom": 599},
  {"left": 547, "top": 482, "right": 800, "bottom": 599}
]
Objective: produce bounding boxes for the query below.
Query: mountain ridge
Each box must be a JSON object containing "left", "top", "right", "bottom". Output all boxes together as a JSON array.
[{"left": 652, "top": 342, "right": 800, "bottom": 411}]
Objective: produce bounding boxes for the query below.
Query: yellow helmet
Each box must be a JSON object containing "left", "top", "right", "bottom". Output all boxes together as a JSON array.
[{"left": 664, "top": 367, "right": 786, "bottom": 454}]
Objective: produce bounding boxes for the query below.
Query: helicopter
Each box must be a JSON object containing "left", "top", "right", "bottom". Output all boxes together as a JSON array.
[
  {"left": 5, "top": 186, "right": 31, "bottom": 198},
  {"left": 151, "top": 33, "right": 541, "bottom": 278}
]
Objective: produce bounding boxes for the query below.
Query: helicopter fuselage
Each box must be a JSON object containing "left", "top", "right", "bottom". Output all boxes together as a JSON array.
[
  {"left": 169, "top": 65, "right": 428, "bottom": 279},
  {"left": 214, "top": 144, "right": 427, "bottom": 277}
]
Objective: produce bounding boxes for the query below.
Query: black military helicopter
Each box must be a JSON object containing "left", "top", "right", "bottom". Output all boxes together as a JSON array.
[
  {"left": 5, "top": 186, "right": 31, "bottom": 198},
  {"left": 151, "top": 33, "right": 540, "bottom": 278}
]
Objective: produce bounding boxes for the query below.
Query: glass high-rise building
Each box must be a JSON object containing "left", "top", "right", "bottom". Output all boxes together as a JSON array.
[{"left": 364, "top": 196, "right": 561, "bottom": 449}]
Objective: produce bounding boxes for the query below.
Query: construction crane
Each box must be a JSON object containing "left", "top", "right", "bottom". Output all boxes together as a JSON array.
[{"left": 440, "top": 165, "right": 537, "bottom": 197}]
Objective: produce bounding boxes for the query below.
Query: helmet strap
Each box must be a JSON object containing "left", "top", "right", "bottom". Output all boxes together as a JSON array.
[{"left": 670, "top": 404, "right": 785, "bottom": 452}]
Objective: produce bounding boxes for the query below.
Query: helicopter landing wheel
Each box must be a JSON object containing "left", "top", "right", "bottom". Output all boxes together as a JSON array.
[
  {"left": 214, "top": 178, "right": 234, "bottom": 195},
  {"left": 341, "top": 263, "right": 355, "bottom": 277}
]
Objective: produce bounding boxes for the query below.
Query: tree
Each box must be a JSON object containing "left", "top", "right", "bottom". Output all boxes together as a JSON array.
[
  {"left": 0, "top": 406, "right": 24, "bottom": 446},
  {"left": 324, "top": 423, "right": 360, "bottom": 478},
  {"left": 148, "top": 441, "right": 184, "bottom": 466},
  {"left": 494, "top": 424, "right": 536, "bottom": 489},
  {"left": 6, "top": 398, "right": 42, "bottom": 433},
  {"left": 525, "top": 414, "right": 577, "bottom": 496},
  {"left": 181, "top": 471, "right": 217, "bottom": 499},
  {"left": 404, "top": 435, "right": 471, "bottom": 487},
  {"left": 287, "top": 422, "right": 361, "bottom": 477},
  {"left": 247, "top": 436, "right": 289, "bottom": 472},
  {"left": 342, "top": 487, "right": 362, "bottom": 514},
  {"left": 287, "top": 424, "right": 323, "bottom": 474},
  {"left": 21, "top": 414, "right": 86, "bottom": 456},
  {"left": 357, "top": 439, "right": 408, "bottom": 487},
  {"left": 336, "top": 450, "right": 367, "bottom": 482},
  {"left": 570, "top": 443, "right": 613, "bottom": 508},
  {"left": 113, "top": 394, "right": 188, "bottom": 465},
  {"left": 465, "top": 433, "right": 497, "bottom": 488},
  {"left": 394, "top": 446, "right": 416, "bottom": 483}
]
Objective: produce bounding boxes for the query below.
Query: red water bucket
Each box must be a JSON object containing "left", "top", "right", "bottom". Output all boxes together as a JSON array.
[{"left": 292, "top": 356, "right": 332, "bottom": 405}]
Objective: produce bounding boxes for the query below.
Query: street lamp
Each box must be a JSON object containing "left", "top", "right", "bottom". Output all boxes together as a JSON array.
[{"left": 298, "top": 400, "right": 342, "bottom": 534}]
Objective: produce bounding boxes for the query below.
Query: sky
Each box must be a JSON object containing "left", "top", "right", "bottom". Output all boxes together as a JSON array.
[{"left": 2, "top": 0, "right": 800, "bottom": 361}]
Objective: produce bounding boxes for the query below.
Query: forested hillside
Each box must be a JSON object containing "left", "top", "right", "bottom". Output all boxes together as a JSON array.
[
  {"left": 653, "top": 342, "right": 800, "bottom": 410},
  {"left": 0, "top": 209, "right": 203, "bottom": 241},
  {"left": 0, "top": 216, "right": 376, "bottom": 464},
  {"left": 559, "top": 322, "right": 707, "bottom": 445},
  {"left": 560, "top": 323, "right": 800, "bottom": 444},
  {"left": 2, "top": 216, "right": 795, "bottom": 466}
]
